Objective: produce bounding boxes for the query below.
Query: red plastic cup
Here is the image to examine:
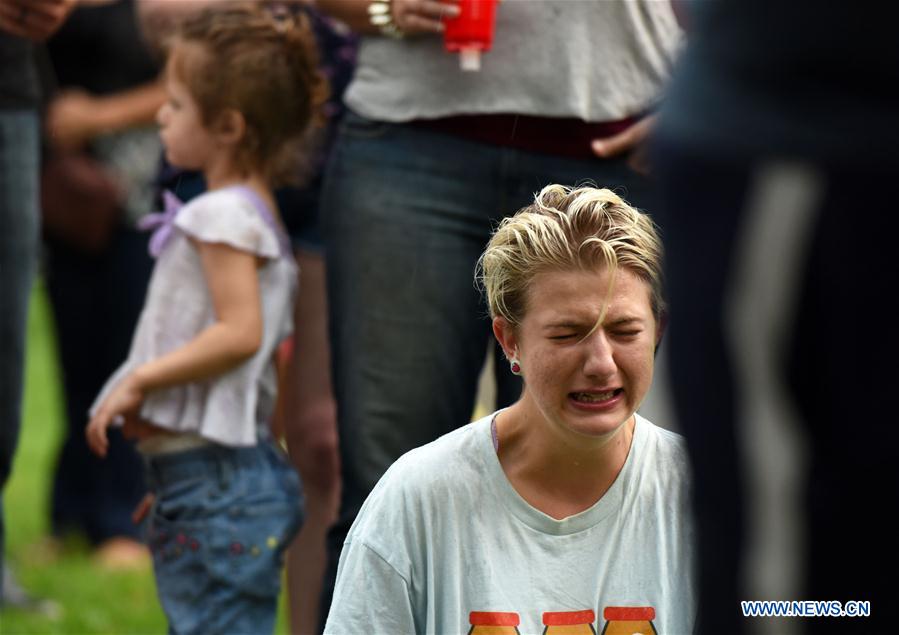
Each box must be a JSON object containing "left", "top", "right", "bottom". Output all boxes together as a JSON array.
[{"left": 443, "top": 0, "right": 499, "bottom": 71}]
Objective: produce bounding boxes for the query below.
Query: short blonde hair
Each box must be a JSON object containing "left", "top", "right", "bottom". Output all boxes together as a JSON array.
[{"left": 477, "top": 184, "right": 664, "bottom": 327}]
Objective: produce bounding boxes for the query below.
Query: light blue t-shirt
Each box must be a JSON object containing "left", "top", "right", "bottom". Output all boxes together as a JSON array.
[{"left": 325, "top": 412, "right": 696, "bottom": 634}]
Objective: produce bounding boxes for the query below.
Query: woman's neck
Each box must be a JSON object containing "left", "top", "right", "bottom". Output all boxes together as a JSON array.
[{"left": 495, "top": 398, "right": 635, "bottom": 520}]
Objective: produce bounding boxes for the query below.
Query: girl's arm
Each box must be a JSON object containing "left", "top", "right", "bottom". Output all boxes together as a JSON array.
[{"left": 86, "top": 240, "right": 263, "bottom": 456}]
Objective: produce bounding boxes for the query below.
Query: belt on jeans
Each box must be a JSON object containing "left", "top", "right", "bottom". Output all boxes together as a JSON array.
[
  {"left": 406, "top": 113, "right": 642, "bottom": 161},
  {"left": 143, "top": 443, "right": 265, "bottom": 492}
]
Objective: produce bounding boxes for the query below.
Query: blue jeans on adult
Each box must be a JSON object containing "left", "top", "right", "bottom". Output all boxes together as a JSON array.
[
  {"left": 0, "top": 110, "right": 40, "bottom": 596},
  {"left": 320, "top": 110, "right": 659, "bottom": 618}
]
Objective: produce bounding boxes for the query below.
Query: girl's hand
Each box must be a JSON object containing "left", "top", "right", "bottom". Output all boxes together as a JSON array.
[{"left": 86, "top": 374, "right": 145, "bottom": 458}]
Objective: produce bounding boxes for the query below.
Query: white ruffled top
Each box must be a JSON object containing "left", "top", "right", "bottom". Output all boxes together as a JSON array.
[{"left": 90, "top": 187, "right": 297, "bottom": 447}]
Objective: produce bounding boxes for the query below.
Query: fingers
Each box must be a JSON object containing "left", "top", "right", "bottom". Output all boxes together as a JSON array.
[
  {"left": 0, "top": 2, "right": 30, "bottom": 38},
  {"left": 131, "top": 493, "right": 156, "bottom": 525},
  {"left": 0, "top": 0, "right": 73, "bottom": 41},
  {"left": 592, "top": 127, "right": 639, "bottom": 158},
  {"left": 591, "top": 115, "right": 656, "bottom": 159},
  {"left": 400, "top": 12, "right": 444, "bottom": 32},
  {"left": 393, "top": 0, "right": 460, "bottom": 34},
  {"left": 86, "top": 413, "right": 110, "bottom": 458}
]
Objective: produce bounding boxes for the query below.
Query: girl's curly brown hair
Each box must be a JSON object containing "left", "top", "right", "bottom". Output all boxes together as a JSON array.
[{"left": 168, "top": 2, "right": 329, "bottom": 186}]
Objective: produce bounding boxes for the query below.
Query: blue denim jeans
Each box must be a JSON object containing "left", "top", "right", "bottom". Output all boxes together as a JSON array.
[
  {"left": 144, "top": 439, "right": 304, "bottom": 635},
  {"left": 0, "top": 109, "right": 40, "bottom": 596},
  {"left": 321, "top": 110, "right": 658, "bottom": 615}
]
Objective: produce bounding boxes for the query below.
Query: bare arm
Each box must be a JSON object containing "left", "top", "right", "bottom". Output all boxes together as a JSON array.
[
  {"left": 131, "top": 240, "right": 263, "bottom": 388},
  {"left": 46, "top": 79, "right": 166, "bottom": 151},
  {"left": 86, "top": 241, "right": 263, "bottom": 456}
]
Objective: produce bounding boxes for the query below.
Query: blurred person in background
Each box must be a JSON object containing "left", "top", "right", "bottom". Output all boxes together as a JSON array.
[
  {"left": 40, "top": 0, "right": 164, "bottom": 568},
  {"left": 274, "top": 9, "right": 355, "bottom": 634},
  {"left": 0, "top": 0, "right": 76, "bottom": 608},
  {"left": 313, "top": 0, "right": 683, "bottom": 620},
  {"left": 653, "top": 2, "right": 899, "bottom": 633}
]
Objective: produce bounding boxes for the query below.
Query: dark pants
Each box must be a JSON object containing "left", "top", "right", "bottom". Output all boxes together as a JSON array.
[
  {"left": 45, "top": 227, "right": 153, "bottom": 544},
  {"left": 0, "top": 110, "right": 40, "bottom": 596},
  {"left": 654, "top": 141, "right": 898, "bottom": 634}
]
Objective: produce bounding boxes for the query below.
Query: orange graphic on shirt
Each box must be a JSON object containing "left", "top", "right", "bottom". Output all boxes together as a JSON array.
[
  {"left": 599, "top": 606, "right": 658, "bottom": 635},
  {"left": 542, "top": 609, "right": 597, "bottom": 634},
  {"left": 468, "top": 611, "right": 521, "bottom": 635}
]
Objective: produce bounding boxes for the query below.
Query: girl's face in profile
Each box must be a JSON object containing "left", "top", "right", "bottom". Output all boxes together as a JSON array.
[
  {"left": 156, "top": 49, "right": 217, "bottom": 172},
  {"left": 504, "top": 266, "right": 657, "bottom": 444}
]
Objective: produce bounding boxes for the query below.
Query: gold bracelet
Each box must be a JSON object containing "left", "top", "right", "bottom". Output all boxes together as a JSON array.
[{"left": 367, "top": 0, "right": 404, "bottom": 38}]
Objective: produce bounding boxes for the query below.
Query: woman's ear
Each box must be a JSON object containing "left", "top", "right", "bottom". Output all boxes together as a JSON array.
[
  {"left": 492, "top": 316, "right": 519, "bottom": 361},
  {"left": 653, "top": 310, "right": 668, "bottom": 356},
  {"left": 214, "top": 108, "right": 246, "bottom": 148}
]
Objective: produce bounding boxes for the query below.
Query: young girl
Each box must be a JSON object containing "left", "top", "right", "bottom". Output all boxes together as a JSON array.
[{"left": 85, "top": 4, "right": 327, "bottom": 633}]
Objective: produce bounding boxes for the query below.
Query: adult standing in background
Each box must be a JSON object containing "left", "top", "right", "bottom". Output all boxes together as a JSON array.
[
  {"left": 314, "top": 0, "right": 682, "bottom": 617},
  {"left": 653, "top": 2, "right": 899, "bottom": 633},
  {"left": 0, "top": 0, "right": 76, "bottom": 603},
  {"left": 41, "top": 0, "right": 164, "bottom": 568}
]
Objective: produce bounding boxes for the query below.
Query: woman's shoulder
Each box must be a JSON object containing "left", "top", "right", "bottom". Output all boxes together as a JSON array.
[
  {"left": 353, "top": 417, "right": 492, "bottom": 518},
  {"left": 632, "top": 414, "right": 692, "bottom": 491},
  {"left": 636, "top": 413, "right": 688, "bottom": 453},
  {"left": 386, "top": 417, "right": 490, "bottom": 488}
]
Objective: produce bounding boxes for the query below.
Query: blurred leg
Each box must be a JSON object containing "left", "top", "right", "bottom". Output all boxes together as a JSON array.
[
  {"left": 0, "top": 111, "right": 40, "bottom": 599},
  {"left": 786, "top": 170, "right": 897, "bottom": 634},
  {"left": 283, "top": 250, "right": 340, "bottom": 635},
  {"left": 655, "top": 143, "right": 899, "bottom": 633},
  {"left": 46, "top": 227, "right": 150, "bottom": 549},
  {"left": 654, "top": 143, "right": 750, "bottom": 633}
]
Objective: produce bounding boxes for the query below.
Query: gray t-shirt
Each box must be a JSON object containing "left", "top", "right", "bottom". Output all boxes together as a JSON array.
[
  {"left": 325, "top": 412, "right": 696, "bottom": 634},
  {"left": 346, "top": 0, "right": 683, "bottom": 123},
  {"left": 91, "top": 187, "right": 296, "bottom": 446}
]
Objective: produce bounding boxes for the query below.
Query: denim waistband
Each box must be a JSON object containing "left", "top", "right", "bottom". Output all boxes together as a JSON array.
[{"left": 143, "top": 442, "right": 273, "bottom": 492}]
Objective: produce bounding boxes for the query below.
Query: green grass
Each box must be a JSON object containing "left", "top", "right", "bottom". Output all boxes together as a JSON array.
[{"left": 1, "top": 282, "right": 289, "bottom": 634}]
